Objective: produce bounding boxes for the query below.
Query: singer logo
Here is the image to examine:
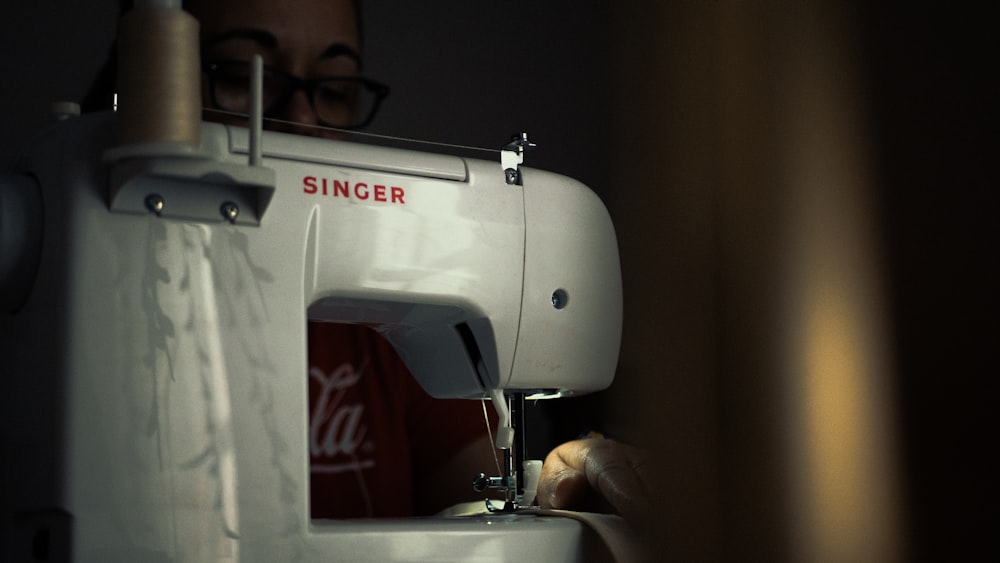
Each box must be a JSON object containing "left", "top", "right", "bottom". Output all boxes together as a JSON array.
[
  {"left": 303, "top": 176, "right": 406, "bottom": 204},
  {"left": 309, "top": 362, "right": 373, "bottom": 471}
]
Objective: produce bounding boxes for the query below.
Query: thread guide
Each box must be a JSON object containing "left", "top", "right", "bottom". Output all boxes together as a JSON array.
[{"left": 106, "top": 134, "right": 277, "bottom": 227}]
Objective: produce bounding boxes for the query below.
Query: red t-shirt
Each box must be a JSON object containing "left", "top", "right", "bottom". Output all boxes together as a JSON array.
[{"left": 308, "top": 321, "right": 492, "bottom": 518}]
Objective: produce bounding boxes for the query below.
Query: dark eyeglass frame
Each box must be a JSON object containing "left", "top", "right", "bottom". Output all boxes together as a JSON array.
[{"left": 202, "top": 60, "right": 390, "bottom": 130}]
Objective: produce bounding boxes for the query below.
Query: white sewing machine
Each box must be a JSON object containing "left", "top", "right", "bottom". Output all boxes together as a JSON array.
[
  {"left": 0, "top": 85, "right": 622, "bottom": 562},
  {"left": 2, "top": 3, "right": 622, "bottom": 559}
]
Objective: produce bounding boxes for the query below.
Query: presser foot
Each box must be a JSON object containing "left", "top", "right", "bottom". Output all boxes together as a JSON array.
[
  {"left": 485, "top": 499, "right": 519, "bottom": 513},
  {"left": 484, "top": 498, "right": 540, "bottom": 513},
  {"left": 473, "top": 473, "right": 518, "bottom": 512},
  {"left": 472, "top": 457, "right": 542, "bottom": 513}
]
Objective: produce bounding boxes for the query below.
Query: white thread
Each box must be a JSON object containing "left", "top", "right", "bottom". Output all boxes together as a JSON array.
[
  {"left": 481, "top": 399, "right": 502, "bottom": 479},
  {"left": 201, "top": 107, "right": 498, "bottom": 155}
]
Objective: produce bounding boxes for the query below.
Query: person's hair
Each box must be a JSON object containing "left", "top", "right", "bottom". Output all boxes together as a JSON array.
[{"left": 81, "top": 0, "right": 364, "bottom": 113}]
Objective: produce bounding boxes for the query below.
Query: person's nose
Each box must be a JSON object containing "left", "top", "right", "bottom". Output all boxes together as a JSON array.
[{"left": 270, "top": 89, "right": 323, "bottom": 136}]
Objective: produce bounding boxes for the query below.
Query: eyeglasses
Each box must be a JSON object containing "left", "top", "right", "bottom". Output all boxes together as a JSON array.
[{"left": 202, "top": 60, "right": 390, "bottom": 130}]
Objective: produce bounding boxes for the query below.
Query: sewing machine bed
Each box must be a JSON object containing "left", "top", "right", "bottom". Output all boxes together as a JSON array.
[{"left": 308, "top": 514, "right": 612, "bottom": 562}]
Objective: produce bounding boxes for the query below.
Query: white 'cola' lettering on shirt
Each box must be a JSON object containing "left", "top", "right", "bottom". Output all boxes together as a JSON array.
[{"left": 309, "top": 361, "right": 374, "bottom": 473}]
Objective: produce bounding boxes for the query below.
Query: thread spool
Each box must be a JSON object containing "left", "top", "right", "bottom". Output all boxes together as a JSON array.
[{"left": 116, "top": 4, "right": 200, "bottom": 148}]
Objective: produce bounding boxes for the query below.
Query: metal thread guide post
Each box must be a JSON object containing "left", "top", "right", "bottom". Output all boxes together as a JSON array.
[{"left": 500, "top": 133, "right": 536, "bottom": 186}]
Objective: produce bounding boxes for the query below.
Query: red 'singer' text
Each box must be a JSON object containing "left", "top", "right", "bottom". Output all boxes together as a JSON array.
[{"left": 303, "top": 176, "right": 405, "bottom": 204}]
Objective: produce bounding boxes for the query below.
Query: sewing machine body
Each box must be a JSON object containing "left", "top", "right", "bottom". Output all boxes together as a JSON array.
[{"left": 0, "top": 113, "right": 621, "bottom": 561}]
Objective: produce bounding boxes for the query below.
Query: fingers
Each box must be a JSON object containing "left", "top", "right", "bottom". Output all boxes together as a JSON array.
[{"left": 538, "top": 438, "right": 654, "bottom": 524}]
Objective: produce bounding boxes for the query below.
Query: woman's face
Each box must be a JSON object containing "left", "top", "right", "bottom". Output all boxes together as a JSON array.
[{"left": 189, "top": 0, "right": 361, "bottom": 136}]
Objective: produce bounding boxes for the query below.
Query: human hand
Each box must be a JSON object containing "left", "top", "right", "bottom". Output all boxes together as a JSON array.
[{"left": 538, "top": 438, "right": 654, "bottom": 524}]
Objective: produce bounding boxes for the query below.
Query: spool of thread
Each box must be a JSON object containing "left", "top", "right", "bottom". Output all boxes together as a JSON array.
[{"left": 116, "top": 5, "right": 200, "bottom": 148}]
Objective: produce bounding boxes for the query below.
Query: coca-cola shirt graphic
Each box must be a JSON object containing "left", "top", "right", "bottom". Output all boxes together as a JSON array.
[
  {"left": 306, "top": 322, "right": 495, "bottom": 518},
  {"left": 310, "top": 361, "right": 374, "bottom": 474},
  {"left": 308, "top": 322, "right": 416, "bottom": 518}
]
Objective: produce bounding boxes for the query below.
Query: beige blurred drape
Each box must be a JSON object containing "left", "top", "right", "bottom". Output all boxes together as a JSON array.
[{"left": 607, "top": 2, "right": 904, "bottom": 561}]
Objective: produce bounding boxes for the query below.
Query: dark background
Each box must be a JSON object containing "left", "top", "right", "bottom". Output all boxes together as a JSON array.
[
  {"left": 0, "top": 2, "right": 614, "bottom": 193},
  {"left": 859, "top": 5, "right": 994, "bottom": 560},
  {"left": 2, "top": 1, "right": 993, "bottom": 560}
]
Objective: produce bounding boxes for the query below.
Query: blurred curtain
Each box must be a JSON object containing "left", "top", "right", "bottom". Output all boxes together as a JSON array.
[{"left": 607, "top": 2, "right": 903, "bottom": 560}]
